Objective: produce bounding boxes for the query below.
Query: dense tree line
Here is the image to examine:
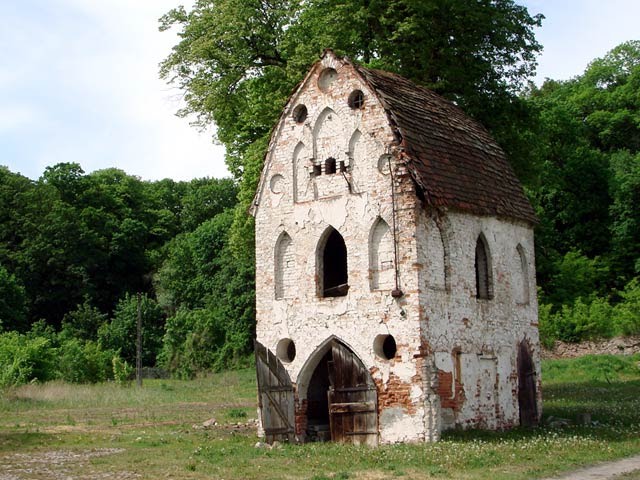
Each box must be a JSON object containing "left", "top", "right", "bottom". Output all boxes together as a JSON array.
[
  {"left": 0, "top": 165, "right": 248, "bottom": 385},
  {"left": 1, "top": 1, "right": 638, "bottom": 385}
]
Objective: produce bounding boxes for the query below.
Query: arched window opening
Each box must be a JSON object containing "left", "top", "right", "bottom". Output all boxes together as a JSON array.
[
  {"left": 425, "top": 217, "right": 451, "bottom": 291},
  {"left": 348, "top": 90, "right": 365, "bottom": 109},
  {"left": 325, "top": 157, "right": 337, "bottom": 175},
  {"left": 369, "top": 218, "right": 394, "bottom": 290},
  {"left": 516, "top": 244, "right": 530, "bottom": 305},
  {"left": 292, "top": 104, "right": 308, "bottom": 124},
  {"left": 475, "top": 234, "right": 493, "bottom": 300},
  {"left": 275, "top": 232, "right": 294, "bottom": 300},
  {"left": 319, "top": 228, "right": 348, "bottom": 297}
]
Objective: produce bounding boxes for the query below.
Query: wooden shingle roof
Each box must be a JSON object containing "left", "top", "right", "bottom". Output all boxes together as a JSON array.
[{"left": 354, "top": 64, "right": 537, "bottom": 224}]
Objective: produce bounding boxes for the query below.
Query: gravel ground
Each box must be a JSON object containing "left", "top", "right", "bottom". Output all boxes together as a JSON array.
[{"left": 0, "top": 448, "right": 140, "bottom": 480}]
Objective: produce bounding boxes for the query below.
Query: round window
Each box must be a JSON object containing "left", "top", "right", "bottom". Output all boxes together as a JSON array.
[
  {"left": 292, "top": 104, "right": 308, "bottom": 124},
  {"left": 269, "top": 174, "right": 284, "bottom": 194},
  {"left": 276, "top": 338, "right": 296, "bottom": 363},
  {"left": 348, "top": 90, "right": 365, "bottom": 109},
  {"left": 373, "top": 334, "right": 397, "bottom": 360}
]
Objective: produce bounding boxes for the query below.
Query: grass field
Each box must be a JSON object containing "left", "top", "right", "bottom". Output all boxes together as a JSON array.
[{"left": 0, "top": 355, "right": 639, "bottom": 479}]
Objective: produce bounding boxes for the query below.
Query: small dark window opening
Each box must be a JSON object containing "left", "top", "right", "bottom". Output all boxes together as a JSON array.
[
  {"left": 312, "top": 163, "right": 322, "bottom": 177},
  {"left": 374, "top": 334, "right": 397, "bottom": 360},
  {"left": 322, "top": 228, "right": 348, "bottom": 297},
  {"left": 339, "top": 160, "right": 347, "bottom": 173},
  {"left": 348, "top": 90, "right": 365, "bottom": 109},
  {"left": 325, "top": 157, "right": 337, "bottom": 175},
  {"left": 276, "top": 338, "right": 296, "bottom": 363},
  {"left": 292, "top": 104, "right": 308, "bottom": 124},
  {"left": 475, "top": 236, "right": 492, "bottom": 299},
  {"left": 382, "top": 335, "right": 397, "bottom": 359}
]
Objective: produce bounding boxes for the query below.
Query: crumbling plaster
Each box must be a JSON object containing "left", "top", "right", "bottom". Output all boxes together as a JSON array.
[{"left": 254, "top": 53, "right": 540, "bottom": 444}]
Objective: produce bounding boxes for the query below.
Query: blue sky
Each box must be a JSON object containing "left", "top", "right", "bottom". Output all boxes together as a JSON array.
[{"left": 1, "top": 0, "right": 639, "bottom": 181}]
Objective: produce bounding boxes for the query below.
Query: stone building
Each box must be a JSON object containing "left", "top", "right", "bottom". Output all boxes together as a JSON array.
[{"left": 251, "top": 50, "right": 541, "bottom": 445}]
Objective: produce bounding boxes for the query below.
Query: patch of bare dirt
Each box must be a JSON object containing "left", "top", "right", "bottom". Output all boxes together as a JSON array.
[{"left": 0, "top": 448, "right": 139, "bottom": 480}]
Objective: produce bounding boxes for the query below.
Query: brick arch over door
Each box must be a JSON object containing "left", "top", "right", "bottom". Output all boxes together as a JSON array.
[{"left": 296, "top": 336, "right": 378, "bottom": 445}]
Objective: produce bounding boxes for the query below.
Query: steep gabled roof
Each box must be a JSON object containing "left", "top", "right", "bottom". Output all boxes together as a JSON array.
[{"left": 353, "top": 64, "right": 537, "bottom": 224}]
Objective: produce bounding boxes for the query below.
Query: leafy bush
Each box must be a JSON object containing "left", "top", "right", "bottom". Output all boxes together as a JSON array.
[
  {"left": 57, "top": 338, "right": 115, "bottom": 383},
  {"left": 614, "top": 278, "right": 640, "bottom": 335},
  {"left": 0, "top": 332, "right": 55, "bottom": 387},
  {"left": 543, "top": 250, "right": 609, "bottom": 309},
  {"left": 539, "top": 277, "right": 640, "bottom": 345},
  {"left": 112, "top": 356, "right": 133, "bottom": 385}
]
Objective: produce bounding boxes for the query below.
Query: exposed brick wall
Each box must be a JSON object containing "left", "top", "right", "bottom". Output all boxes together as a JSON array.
[
  {"left": 437, "top": 371, "right": 465, "bottom": 410},
  {"left": 253, "top": 51, "right": 541, "bottom": 444}
]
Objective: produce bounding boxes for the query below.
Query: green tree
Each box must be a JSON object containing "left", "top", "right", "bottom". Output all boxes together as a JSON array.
[
  {"left": 98, "top": 293, "right": 164, "bottom": 367},
  {"left": 180, "top": 177, "right": 238, "bottom": 231},
  {"left": 530, "top": 41, "right": 640, "bottom": 303},
  {"left": 157, "top": 209, "right": 255, "bottom": 374},
  {"left": 0, "top": 264, "right": 27, "bottom": 331},
  {"left": 60, "top": 297, "right": 108, "bottom": 341},
  {"left": 609, "top": 150, "right": 640, "bottom": 279}
]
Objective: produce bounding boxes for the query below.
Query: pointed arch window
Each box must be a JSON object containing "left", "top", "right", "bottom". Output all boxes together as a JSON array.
[
  {"left": 516, "top": 244, "right": 530, "bottom": 305},
  {"left": 275, "top": 232, "right": 294, "bottom": 299},
  {"left": 369, "top": 218, "right": 394, "bottom": 290},
  {"left": 475, "top": 234, "right": 493, "bottom": 300},
  {"left": 318, "top": 227, "right": 348, "bottom": 297}
]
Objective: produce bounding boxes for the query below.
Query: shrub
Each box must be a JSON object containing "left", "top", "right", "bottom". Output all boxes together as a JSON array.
[
  {"left": 614, "top": 278, "right": 640, "bottom": 335},
  {"left": 112, "top": 356, "right": 133, "bottom": 386},
  {"left": 543, "top": 250, "right": 609, "bottom": 309},
  {"left": 539, "top": 296, "right": 614, "bottom": 344},
  {"left": 57, "top": 338, "right": 115, "bottom": 383},
  {"left": 0, "top": 332, "right": 56, "bottom": 387}
]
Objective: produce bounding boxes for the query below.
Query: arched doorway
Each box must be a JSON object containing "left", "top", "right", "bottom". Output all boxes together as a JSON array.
[
  {"left": 300, "top": 338, "right": 378, "bottom": 445},
  {"left": 517, "top": 340, "right": 539, "bottom": 426}
]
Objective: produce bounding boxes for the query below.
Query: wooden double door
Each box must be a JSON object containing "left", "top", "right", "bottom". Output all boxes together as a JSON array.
[{"left": 255, "top": 339, "right": 378, "bottom": 445}]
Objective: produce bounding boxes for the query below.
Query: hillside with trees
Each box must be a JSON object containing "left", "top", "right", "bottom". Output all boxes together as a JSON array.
[{"left": 0, "top": 1, "right": 638, "bottom": 385}]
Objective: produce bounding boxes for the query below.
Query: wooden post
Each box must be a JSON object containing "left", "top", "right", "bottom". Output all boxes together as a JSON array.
[{"left": 136, "top": 293, "right": 142, "bottom": 387}]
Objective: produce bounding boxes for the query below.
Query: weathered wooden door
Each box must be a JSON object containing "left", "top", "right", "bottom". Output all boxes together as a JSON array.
[
  {"left": 255, "top": 341, "right": 295, "bottom": 443},
  {"left": 328, "top": 340, "right": 378, "bottom": 446},
  {"left": 517, "top": 340, "right": 539, "bottom": 427}
]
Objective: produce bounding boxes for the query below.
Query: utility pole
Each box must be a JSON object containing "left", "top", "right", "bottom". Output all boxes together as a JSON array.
[{"left": 136, "top": 293, "right": 142, "bottom": 387}]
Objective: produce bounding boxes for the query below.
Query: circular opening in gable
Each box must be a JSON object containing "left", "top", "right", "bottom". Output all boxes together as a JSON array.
[
  {"left": 269, "top": 174, "right": 284, "bottom": 194},
  {"left": 292, "top": 104, "right": 308, "bottom": 124},
  {"left": 374, "top": 334, "right": 397, "bottom": 360},
  {"left": 348, "top": 90, "right": 365, "bottom": 109},
  {"left": 276, "top": 338, "right": 296, "bottom": 363},
  {"left": 318, "top": 67, "right": 338, "bottom": 91}
]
